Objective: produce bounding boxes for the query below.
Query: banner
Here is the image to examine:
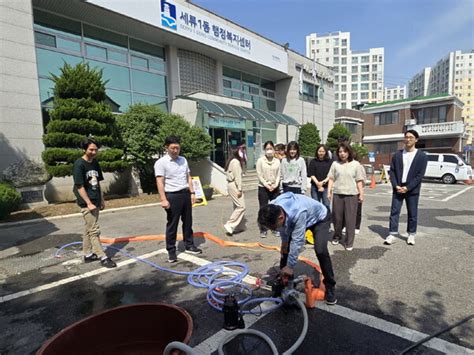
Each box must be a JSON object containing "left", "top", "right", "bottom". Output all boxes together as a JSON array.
[{"left": 191, "top": 176, "right": 207, "bottom": 207}]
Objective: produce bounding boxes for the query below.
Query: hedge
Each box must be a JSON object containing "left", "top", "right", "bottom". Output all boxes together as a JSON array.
[
  {"left": 42, "top": 147, "right": 124, "bottom": 165},
  {"left": 0, "top": 183, "right": 21, "bottom": 220},
  {"left": 49, "top": 98, "right": 114, "bottom": 123}
]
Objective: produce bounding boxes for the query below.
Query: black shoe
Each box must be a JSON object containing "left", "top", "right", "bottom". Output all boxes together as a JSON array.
[
  {"left": 185, "top": 246, "right": 202, "bottom": 255},
  {"left": 100, "top": 257, "right": 117, "bottom": 268},
  {"left": 168, "top": 252, "right": 178, "bottom": 263},
  {"left": 325, "top": 288, "right": 337, "bottom": 305},
  {"left": 84, "top": 253, "right": 99, "bottom": 263}
]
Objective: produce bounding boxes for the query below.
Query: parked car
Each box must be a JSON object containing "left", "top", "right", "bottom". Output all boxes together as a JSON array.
[{"left": 424, "top": 153, "right": 473, "bottom": 184}]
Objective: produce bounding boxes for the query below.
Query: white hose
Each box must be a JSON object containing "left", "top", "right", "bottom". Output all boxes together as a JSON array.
[
  {"left": 282, "top": 294, "right": 308, "bottom": 355},
  {"left": 163, "top": 341, "right": 201, "bottom": 355},
  {"left": 217, "top": 329, "right": 279, "bottom": 355}
]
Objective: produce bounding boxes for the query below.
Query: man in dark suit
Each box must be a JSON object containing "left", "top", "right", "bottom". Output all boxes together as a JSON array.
[{"left": 385, "top": 130, "right": 428, "bottom": 246}]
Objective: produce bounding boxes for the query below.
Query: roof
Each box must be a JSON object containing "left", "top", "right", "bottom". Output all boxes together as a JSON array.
[
  {"left": 179, "top": 97, "right": 300, "bottom": 126},
  {"left": 363, "top": 93, "right": 450, "bottom": 109}
]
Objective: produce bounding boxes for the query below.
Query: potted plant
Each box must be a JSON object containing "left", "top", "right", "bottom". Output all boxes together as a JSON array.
[{"left": 201, "top": 184, "right": 214, "bottom": 200}]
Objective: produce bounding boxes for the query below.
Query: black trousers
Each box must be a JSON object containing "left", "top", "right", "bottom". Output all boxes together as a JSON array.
[
  {"left": 165, "top": 190, "right": 195, "bottom": 253},
  {"left": 258, "top": 186, "right": 280, "bottom": 232},
  {"left": 280, "top": 211, "right": 336, "bottom": 290},
  {"left": 282, "top": 184, "right": 302, "bottom": 194}
]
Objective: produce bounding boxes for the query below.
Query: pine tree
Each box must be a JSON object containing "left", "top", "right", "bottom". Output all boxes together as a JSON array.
[
  {"left": 42, "top": 63, "right": 127, "bottom": 177},
  {"left": 326, "top": 124, "right": 352, "bottom": 153},
  {"left": 298, "top": 123, "right": 321, "bottom": 157}
]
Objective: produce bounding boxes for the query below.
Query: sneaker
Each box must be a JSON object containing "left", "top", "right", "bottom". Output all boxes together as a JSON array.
[
  {"left": 355, "top": 229, "right": 360, "bottom": 235},
  {"left": 167, "top": 252, "right": 178, "bottom": 263},
  {"left": 407, "top": 234, "right": 415, "bottom": 245},
  {"left": 345, "top": 247, "right": 353, "bottom": 251},
  {"left": 342, "top": 227, "right": 346, "bottom": 234},
  {"left": 224, "top": 224, "right": 233, "bottom": 236},
  {"left": 331, "top": 240, "right": 340, "bottom": 245},
  {"left": 260, "top": 231, "right": 267, "bottom": 238},
  {"left": 272, "top": 230, "right": 281, "bottom": 238},
  {"left": 100, "top": 257, "right": 117, "bottom": 268},
  {"left": 384, "top": 234, "right": 397, "bottom": 245},
  {"left": 325, "top": 288, "right": 337, "bottom": 305},
  {"left": 84, "top": 253, "right": 99, "bottom": 263},
  {"left": 185, "top": 246, "right": 202, "bottom": 255}
]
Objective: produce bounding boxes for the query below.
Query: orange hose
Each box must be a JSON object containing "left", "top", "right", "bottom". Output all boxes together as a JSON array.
[{"left": 100, "top": 231, "right": 321, "bottom": 273}]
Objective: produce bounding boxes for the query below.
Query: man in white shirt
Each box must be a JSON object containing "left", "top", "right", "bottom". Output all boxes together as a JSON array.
[
  {"left": 385, "top": 130, "right": 428, "bottom": 246},
  {"left": 155, "top": 136, "right": 202, "bottom": 262}
]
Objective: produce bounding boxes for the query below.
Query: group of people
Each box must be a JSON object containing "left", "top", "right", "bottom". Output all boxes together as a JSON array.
[{"left": 74, "top": 130, "right": 427, "bottom": 306}]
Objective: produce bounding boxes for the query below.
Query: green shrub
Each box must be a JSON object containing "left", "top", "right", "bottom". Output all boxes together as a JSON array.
[
  {"left": 0, "top": 183, "right": 21, "bottom": 220},
  {"left": 326, "top": 124, "right": 352, "bottom": 153},
  {"left": 46, "top": 118, "right": 107, "bottom": 135},
  {"left": 298, "top": 123, "right": 321, "bottom": 157},
  {"left": 43, "top": 132, "right": 114, "bottom": 148}
]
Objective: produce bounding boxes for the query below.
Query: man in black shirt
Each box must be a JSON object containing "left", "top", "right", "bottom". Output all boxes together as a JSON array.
[{"left": 73, "top": 137, "right": 116, "bottom": 268}]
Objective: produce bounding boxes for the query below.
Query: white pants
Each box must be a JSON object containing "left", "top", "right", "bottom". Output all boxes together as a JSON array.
[{"left": 224, "top": 182, "right": 246, "bottom": 232}]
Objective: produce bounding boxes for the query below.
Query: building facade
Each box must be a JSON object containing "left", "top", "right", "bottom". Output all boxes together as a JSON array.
[
  {"left": 306, "top": 31, "right": 384, "bottom": 110},
  {"left": 384, "top": 85, "right": 406, "bottom": 102},
  {"left": 0, "top": 0, "right": 335, "bottom": 177},
  {"left": 408, "top": 50, "right": 474, "bottom": 143},
  {"left": 334, "top": 109, "right": 364, "bottom": 144},
  {"left": 361, "top": 94, "right": 467, "bottom": 167}
]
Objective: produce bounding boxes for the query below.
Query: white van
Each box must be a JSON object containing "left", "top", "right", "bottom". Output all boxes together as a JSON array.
[{"left": 425, "top": 153, "right": 473, "bottom": 184}]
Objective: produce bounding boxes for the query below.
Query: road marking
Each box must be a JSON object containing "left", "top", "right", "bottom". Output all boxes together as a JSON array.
[
  {"left": 441, "top": 186, "right": 473, "bottom": 202},
  {"left": 0, "top": 249, "right": 167, "bottom": 304},
  {"left": 1, "top": 251, "right": 471, "bottom": 354}
]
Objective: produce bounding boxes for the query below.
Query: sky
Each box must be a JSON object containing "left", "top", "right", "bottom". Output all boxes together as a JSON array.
[{"left": 193, "top": 0, "right": 474, "bottom": 87}]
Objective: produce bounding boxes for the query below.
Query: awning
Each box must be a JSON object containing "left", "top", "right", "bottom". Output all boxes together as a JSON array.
[{"left": 188, "top": 98, "right": 299, "bottom": 126}]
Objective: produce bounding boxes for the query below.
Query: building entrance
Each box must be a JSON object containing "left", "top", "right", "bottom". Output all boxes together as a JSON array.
[{"left": 210, "top": 128, "right": 245, "bottom": 168}]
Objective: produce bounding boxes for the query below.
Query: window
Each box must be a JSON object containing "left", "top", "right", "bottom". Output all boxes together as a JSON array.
[
  {"left": 443, "top": 155, "right": 459, "bottom": 164},
  {"left": 352, "top": 57, "right": 358, "bottom": 64},
  {"left": 352, "top": 84, "right": 358, "bottom": 90},
  {"left": 351, "top": 75, "right": 358, "bottom": 82},
  {"left": 326, "top": 48, "right": 329, "bottom": 53},
  {"left": 379, "top": 55, "right": 383, "bottom": 62},
  {"left": 341, "top": 48, "right": 347, "bottom": 55},
  {"left": 333, "top": 48, "right": 339, "bottom": 55},
  {"left": 372, "top": 55, "right": 378, "bottom": 62},
  {"left": 372, "top": 83, "right": 378, "bottom": 89},
  {"left": 372, "top": 64, "right": 377, "bottom": 71},
  {"left": 35, "top": 31, "right": 56, "bottom": 47},
  {"left": 352, "top": 66, "right": 358, "bottom": 73},
  {"left": 341, "top": 76, "right": 347, "bottom": 83},
  {"left": 351, "top": 93, "right": 358, "bottom": 99},
  {"left": 341, "top": 84, "right": 347, "bottom": 91},
  {"left": 361, "top": 92, "right": 369, "bottom": 100},
  {"left": 372, "top": 73, "right": 378, "bottom": 80},
  {"left": 427, "top": 155, "right": 439, "bottom": 162},
  {"left": 412, "top": 106, "right": 447, "bottom": 124},
  {"left": 333, "top": 38, "right": 339, "bottom": 46},
  {"left": 361, "top": 56, "right": 369, "bottom": 63},
  {"left": 341, "top": 93, "right": 347, "bottom": 100},
  {"left": 300, "top": 81, "right": 319, "bottom": 103},
  {"left": 374, "top": 142, "right": 398, "bottom": 154},
  {"left": 333, "top": 57, "right": 339, "bottom": 64},
  {"left": 342, "top": 39, "right": 347, "bottom": 46},
  {"left": 361, "top": 65, "right": 369, "bottom": 73},
  {"left": 341, "top": 57, "right": 347, "bottom": 64},
  {"left": 374, "top": 111, "right": 399, "bottom": 125},
  {"left": 361, "top": 83, "right": 369, "bottom": 90},
  {"left": 361, "top": 74, "right": 369, "bottom": 81},
  {"left": 341, "top": 66, "right": 347, "bottom": 73}
]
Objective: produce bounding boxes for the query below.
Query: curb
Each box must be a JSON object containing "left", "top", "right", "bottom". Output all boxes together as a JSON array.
[{"left": 0, "top": 203, "right": 161, "bottom": 228}]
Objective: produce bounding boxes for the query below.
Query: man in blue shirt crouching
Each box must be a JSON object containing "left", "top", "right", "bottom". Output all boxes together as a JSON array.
[{"left": 258, "top": 192, "right": 337, "bottom": 304}]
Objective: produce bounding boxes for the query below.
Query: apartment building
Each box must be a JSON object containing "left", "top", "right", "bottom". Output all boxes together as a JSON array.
[
  {"left": 408, "top": 50, "right": 474, "bottom": 143},
  {"left": 306, "top": 31, "right": 384, "bottom": 110},
  {"left": 384, "top": 85, "right": 406, "bottom": 102}
]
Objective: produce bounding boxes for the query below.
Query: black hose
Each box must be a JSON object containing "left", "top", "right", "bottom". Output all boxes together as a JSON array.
[{"left": 400, "top": 314, "right": 474, "bottom": 354}]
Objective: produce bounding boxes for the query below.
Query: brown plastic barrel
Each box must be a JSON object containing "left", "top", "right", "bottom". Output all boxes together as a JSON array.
[{"left": 37, "top": 303, "right": 193, "bottom": 355}]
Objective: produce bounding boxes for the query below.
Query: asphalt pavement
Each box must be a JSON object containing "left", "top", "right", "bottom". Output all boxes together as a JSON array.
[{"left": 0, "top": 182, "right": 473, "bottom": 354}]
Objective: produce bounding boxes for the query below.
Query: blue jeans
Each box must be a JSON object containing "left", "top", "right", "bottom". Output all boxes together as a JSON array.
[
  {"left": 389, "top": 192, "right": 420, "bottom": 235},
  {"left": 310, "top": 185, "right": 331, "bottom": 211}
]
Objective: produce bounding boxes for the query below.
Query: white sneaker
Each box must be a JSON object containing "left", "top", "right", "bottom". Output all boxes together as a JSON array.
[
  {"left": 272, "top": 230, "right": 281, "bottom": 237},
  {"left": 224, "top": 224, "right": 233, "bottom": 236},
  {"left": 407, "top": 234, "right": 415, "bottom": 245},
  {"left": 345, "top": 247, "right": 353, "bottom": 251},
  {"left": 355, "top": 229, "right": 360, "bottom": 235},
  {"left": 331, "top": 240, "right": 340, "bottom": 245},
  {"left": 342, "top": 227, "right": 346, "bottom": 234},
  {"left": 260, "top": 231, "right": 267, "bottom": 238},
  {"left": 384, "top": 234, "right": 397, "bottom": 245}
]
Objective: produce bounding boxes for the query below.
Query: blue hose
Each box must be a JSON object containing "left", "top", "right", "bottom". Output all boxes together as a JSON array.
[{"left": 55, "top": 242, "right": 282, "bottom": 313}]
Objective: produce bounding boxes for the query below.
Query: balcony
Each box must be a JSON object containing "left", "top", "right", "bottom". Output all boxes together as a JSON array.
[{"left": 406, "top": 121, "right": 466, "bottom": 138}]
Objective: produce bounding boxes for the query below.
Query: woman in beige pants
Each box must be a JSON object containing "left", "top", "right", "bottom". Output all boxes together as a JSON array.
[{"left": 224, "top": 149, "right": 246, "bottom": 236}]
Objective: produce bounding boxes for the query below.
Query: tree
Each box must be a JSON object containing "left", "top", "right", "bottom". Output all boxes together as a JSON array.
[
  {"left": 42, "top": 63, "right": 127, "bottom": 177},
  {"left": 351, "top": 143, "right": 369, "bottom": 161},
  {"left": 326, "top": 124, "right": 351, "bottom": 153},
  {"left": 298, "top": 123, "right": 321, "bottom": 157},
  {"left": 117, "top": 104, "right": 212, "bottom": 192}
]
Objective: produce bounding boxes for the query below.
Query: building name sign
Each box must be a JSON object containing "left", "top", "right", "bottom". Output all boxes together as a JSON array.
[
  {"left": 87, "top": 0, "right": 288, "bottom": 73},
  {"left": 209, "top": 117, "right": 245, "bottom": 130}
]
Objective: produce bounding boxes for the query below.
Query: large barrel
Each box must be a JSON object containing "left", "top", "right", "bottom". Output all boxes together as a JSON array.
[{"left": 37, "top": 303, "right": 193, "bottom": 355}]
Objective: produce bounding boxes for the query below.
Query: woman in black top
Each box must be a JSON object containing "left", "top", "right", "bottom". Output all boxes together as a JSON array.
[{"left": 308, "top": 144, "right": 332, "bottom": 210}]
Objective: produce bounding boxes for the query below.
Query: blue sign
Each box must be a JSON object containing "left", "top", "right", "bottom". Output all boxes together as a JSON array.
[
  {"left": 209, "top": 117, "right": 245, "bottom": 130},
  {"left": 161, "top": 1, "right": 177, "bottom": 30},
  {"left": 368, "top": 151, "right": 376, "bottom": 162}
]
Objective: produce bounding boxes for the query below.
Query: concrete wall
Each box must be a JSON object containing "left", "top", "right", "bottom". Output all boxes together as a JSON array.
[{"left": 0, "top": 0, "right": 44, "bottom": 173}]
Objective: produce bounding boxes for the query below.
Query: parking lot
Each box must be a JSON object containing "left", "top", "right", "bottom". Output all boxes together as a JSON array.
[{"left": 0, "top": 182, "right": 473, "bottom": 354}]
